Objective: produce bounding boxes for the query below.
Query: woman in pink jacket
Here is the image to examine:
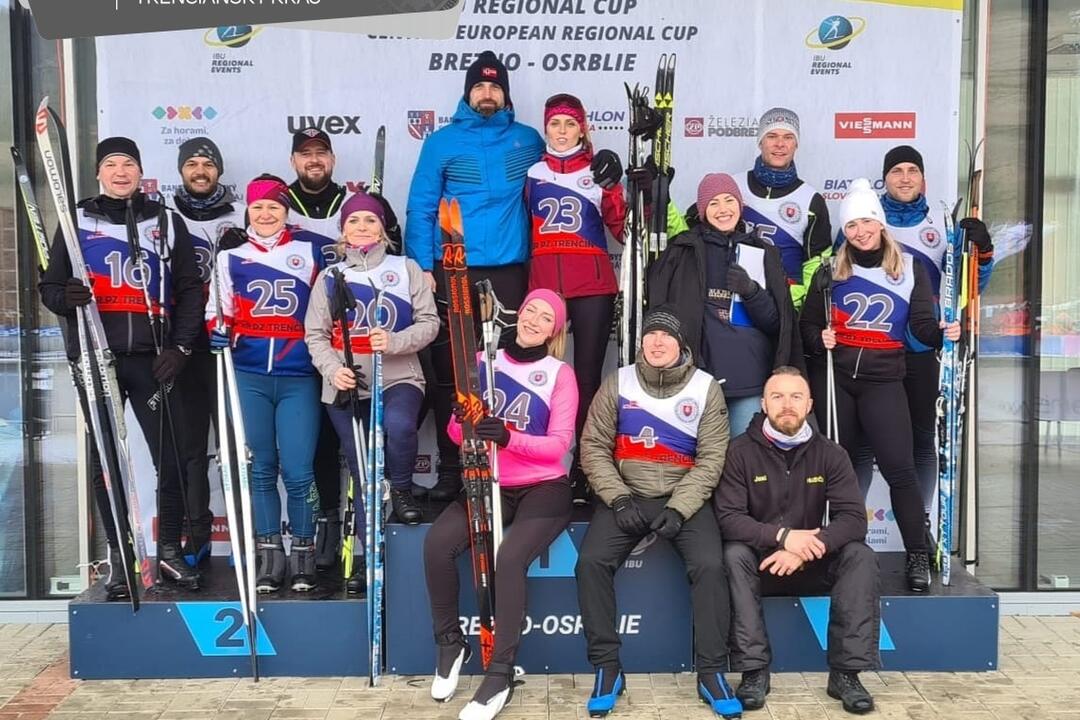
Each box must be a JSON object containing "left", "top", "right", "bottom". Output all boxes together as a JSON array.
[{"left": 423, "top": 289, "right": 578, "bottom": 720}]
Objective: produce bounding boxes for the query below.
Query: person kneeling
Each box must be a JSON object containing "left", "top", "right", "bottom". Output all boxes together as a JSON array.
[
  {"left": 575, "top": 306, "right": 741, "bottom": 719},
  {"left": 714, "top": 367, "right": 879, "bottom": 715}
]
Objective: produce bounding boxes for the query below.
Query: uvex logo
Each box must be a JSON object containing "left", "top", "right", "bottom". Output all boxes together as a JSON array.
[
  {"left": 286, "top": 115, "right": 361, "bottom": 135},
  {"left": 834, "top": 112, "right": 916, "bottom": 139}
]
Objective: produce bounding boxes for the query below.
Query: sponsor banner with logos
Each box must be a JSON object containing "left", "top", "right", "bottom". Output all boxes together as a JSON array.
[{"left": 97, "top": 0, "right": 961, "bottom": 553}]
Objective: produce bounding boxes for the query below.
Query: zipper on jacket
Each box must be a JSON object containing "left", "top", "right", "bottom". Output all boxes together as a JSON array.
[{"left": 852, "top": 347, "right": 864, "bottom": 379}]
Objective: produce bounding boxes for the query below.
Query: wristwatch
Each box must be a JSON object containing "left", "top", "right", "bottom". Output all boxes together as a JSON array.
[{"left": 177, "top": 345, "right": 192, "bottom": 356}]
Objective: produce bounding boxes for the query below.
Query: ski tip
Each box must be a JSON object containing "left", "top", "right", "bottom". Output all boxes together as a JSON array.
[
  {"left": 34, "top": 97, "right": 50, "bottom": 135},
  {"left": 438, "top": 197, "right": 451, "bottom": 234}
]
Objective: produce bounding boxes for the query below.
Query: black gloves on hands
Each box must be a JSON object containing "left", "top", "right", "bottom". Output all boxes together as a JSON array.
[
  {"left": 611, "top": 495, "right": 649, "bottom": 535},
  {"left": 959, "top": 217, "right": 993, "bottom": 256},
  {"left": 727, "top": 263, "right": 760, "bottom": 297},
  {"left": 650, "top": 508, "right": 684, "bottom": 540},
  {"left": 626, "top": 155, "right": 675, "bottom": 203},
  {"left": 152, "top": 348, "right": 188, "bottom": 385},
  {"left": 64, "top": 278, "right": 92, "bottom": 309},
  {"left": 591, "top": 150, "right": 624, "bottom": 190},
  {"left": 474, "top": 416, "right": 511, "bottom": 448}
]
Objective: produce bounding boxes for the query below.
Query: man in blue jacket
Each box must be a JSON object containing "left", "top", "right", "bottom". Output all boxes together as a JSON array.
[{"left": 406, "top": 50, "right": 543, "bottom": 499}]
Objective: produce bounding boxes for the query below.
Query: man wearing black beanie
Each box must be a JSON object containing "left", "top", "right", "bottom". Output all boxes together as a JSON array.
[
  {"left": 405, "top": 49, "right": 543, "bottom": 500},
  {"left": 846, "top": 144, "right": 995, "bottom": 563}
]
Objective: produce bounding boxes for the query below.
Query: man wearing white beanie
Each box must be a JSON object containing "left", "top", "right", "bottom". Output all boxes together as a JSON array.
[{"left": 734, "top": 106, "right": 833, "bottom": 311}]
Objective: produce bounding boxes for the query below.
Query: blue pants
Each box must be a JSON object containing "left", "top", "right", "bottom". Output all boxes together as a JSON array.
[
  {"left": 236, "top": 371, "right": 320, "bottom": 539},
  {"left": 725, "top": 395, "right": 761, "bottom": 440},
  {"left": 326, "top": 383, "right": 424, "bottom": 538}
]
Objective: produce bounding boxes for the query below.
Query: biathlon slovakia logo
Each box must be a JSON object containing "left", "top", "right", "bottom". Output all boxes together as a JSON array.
[
  {"left": 529, "top": 370, "right": 548, "bottom": 387},
  {"left": 779, "top": 201, "right": 803, "bottom": 224},
  {"left": 805, "top": 15, "right": 867, "bottom": 51},
  {"left": 886, "top": 271, "right": 905, "bottom": 286},
  {"left": 143, "top": 225, "right": 161, "bottom": 244},
  {"left": 676, "top": 398, "right": 700, "bottom": 423},
  {"left": 684, "top": 117, "right": 704, "bottom": 138},
  {"left": 577, "top": 176, "right": 595, "bottom": 189},
  {"left": 287, "top": 254, "right": 305, "bottom": 270},
  {"left": 920, "top": 226, "right": 941, "bottom": 249},
  {"left": 152, "top": 105, "right": 218, "bottom": 122},
  {"left": 380, "top": 269, "right": 400, "bottom": 287},
  {"left": 204, "top": 25, "right": 263, "bottom": 49},
  {"left": 408, "top": 110, "right": 436, "bottom": 141}
]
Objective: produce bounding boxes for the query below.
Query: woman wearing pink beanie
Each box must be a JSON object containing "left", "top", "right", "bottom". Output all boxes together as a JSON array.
[{"left": 423, "top": 289, "right": 578, "bottom": 720}]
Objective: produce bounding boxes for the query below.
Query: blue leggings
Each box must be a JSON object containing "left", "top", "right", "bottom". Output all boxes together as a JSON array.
[{"left": 236, "top": 371, "right": 320, "bottom": 539}]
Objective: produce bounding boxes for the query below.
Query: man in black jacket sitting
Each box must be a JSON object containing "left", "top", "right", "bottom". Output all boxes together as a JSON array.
[{"left": 714, "top": 366, "right": 879, "bottom": 715}]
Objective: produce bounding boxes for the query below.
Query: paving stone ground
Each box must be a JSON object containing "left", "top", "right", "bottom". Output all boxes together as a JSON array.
[{"left": 1, "top": 616, "right": 1079, "bottom": 719}]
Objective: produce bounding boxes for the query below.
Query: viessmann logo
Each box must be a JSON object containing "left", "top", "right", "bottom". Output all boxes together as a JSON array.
[{"left": 834, "top": 112, "right": 916, "bottom": 139}]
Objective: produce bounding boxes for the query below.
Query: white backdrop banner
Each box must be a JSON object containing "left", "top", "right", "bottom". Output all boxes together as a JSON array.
[{"left": 97, "top": 0, "right": 962, "bottom": 554}]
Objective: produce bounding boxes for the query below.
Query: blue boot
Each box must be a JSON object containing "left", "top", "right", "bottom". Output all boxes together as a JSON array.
[
  {"left": 698, "top": 672, "right": 742, "bottom": 719},
  {"left": 586, "top": 666, "right": 625, "bottom": 717}
]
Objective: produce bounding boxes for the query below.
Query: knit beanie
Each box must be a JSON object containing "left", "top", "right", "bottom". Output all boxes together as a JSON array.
[
  {"left": 177, "top": 136, "right": 224, "bottom": 175},
  {"left": 882, "top": 145, "right": 924, "bottom": 178},
  {"left": 641, "top": 304, "right": 687, "bottom": 352},
  {"left": 544, "top": 93, "right": 586, "bottom": 128},
  {"left": 757, "top": 107, "right": 800, "bottom": 144},
  {"left": 339, "top": 191, "right": 386, "bottom": 230},
  {"left": 464, "top": 51, "right": 511, "bottom": 106},
  {"left": 838, "top": 178, "right": 886, "bottom": 227},
  {"left": 96, "top": 137, "right": 142, "bottom": 171},
  {"left": 697, "top": 173, "right": 744, "bottom": 222}
]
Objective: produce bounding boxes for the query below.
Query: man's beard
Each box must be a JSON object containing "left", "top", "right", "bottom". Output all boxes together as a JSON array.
[
  {"left": 298, "top": 168, "right": 330, "bottom": 191},
  {"left": 772, "top": 414, "right": 804, "bottom": 435}
]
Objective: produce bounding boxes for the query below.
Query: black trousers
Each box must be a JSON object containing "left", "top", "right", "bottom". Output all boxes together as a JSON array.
[
  {"left": 174, "top": 350, "right": 214, "bottom": 547},
  {"left": 724, "top": 541, "right": 880, "bottom": 672},
  {"left": 423, "top": 478, "right": 572, "bottom": 667},
  {"left": 78, "top": 353, "right": 190, "bottom": 548},
  {"left": 314, "top": 406, "right": 343, "bottom": 514},
  {"left": 813, "top": 371, "right": 926, "bottom": 553},
  {"left": 566, "top": 294, "right": 615, "bottom": 466},
  {"left": 575, "top": 498, "right": 731, "bottom": 673},
  {"left": 427, "top": 262, "right": 528, "bottom": 476}
]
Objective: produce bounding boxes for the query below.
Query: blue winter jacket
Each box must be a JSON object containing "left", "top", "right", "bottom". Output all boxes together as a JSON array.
[{"left": 405, "top": 99, "right": 544, "bottom": 271}]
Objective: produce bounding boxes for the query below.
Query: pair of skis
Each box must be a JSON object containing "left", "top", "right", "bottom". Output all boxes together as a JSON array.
[
  {"left": 330, "top": 269, "right": 387, "bottom": 687},
  {"left": 32, "top": 98, "right": 153, "bottom": 611},
  {"left": 439, "top": 198, "right": 498, "bottom": 670}
]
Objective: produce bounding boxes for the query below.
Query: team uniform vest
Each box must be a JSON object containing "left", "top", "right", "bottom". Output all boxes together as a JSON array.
[
  {"left": 526, "top": 162, "right": 608, "bottom": 258},
  {"left": 886, "top": 208, "right": 945, "bottom": 296},
  {"left": 225, "top": 233, "right": 321, "bottom": 375},
  {"left": 325, "top": 255, "right": 414, "bottom": 355},
  {"left": 735, "top": 174, "right": 817, "bottom": 284},
  {"left": 479, "top": 349, "right": 563, "bottom": 436},
  {"left": 831, "top": 255, "right": 916, "bottom": 350},
  {"left": 174, "top": 205, "right": 245, "bottom": 288},
  {"left": 77, "top": 208, "right": 175, "bottom": 318},
  {"left": 288, "top": 193, "right": 344, "bottom": 266},
  {"left": 614, "top": 365, "right": 713, "bottom": 468}
]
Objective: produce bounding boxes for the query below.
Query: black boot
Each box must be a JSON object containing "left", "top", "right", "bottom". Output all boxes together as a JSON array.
[
  {"left": 826, "top": 671, "right": 874, "bottom": 714},
  {"left": 390, "top": 487, "right": 423, "bottom": 524},
  {"left": 428, "top": 466, "right": 462, "bottom": 501},
  {"left": 906, "top": 551, "right": 930, "bottom": 593},
  {"left": 104, "top": 545, "right": 131, "bottom": 600},
  {"left": 158, "top": 542, "right": 201, "bottom": 590},
  {"left": 290, "top": 537, "right": 318, "bottom": 592},
  {"left": 345, "top": 557, "right": 367, "bottom": 596},
  {"left": 736, "top": 668, "right": 770, "bottom": 711},
  {"left": 255, "top": 533, "right": 286, "bottom": 593},
  {"left": 314, "top": 514, "right": 342, "bottom": 573}
]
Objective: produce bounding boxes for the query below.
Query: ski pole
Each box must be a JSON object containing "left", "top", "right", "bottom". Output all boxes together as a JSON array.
[{"left": 476, "top": 280, "right": 504, "bottom": 559}]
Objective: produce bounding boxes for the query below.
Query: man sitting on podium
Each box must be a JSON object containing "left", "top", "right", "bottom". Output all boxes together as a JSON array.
[{"left": 715, "top": 366, "right": 879, "bottom": 715}]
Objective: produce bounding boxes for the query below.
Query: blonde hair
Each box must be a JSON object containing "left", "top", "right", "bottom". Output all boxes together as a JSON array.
[
  {"left": 834, "top": 226, "right": 905, "bottom": 281},
  {"left": 546, "top": 325, "right": 568, "bottom": 360}
]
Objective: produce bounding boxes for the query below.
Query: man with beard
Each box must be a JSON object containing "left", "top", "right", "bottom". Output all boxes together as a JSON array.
[
  {"left": 405, "top": 50, "right": 543, "bottom": 500},
  {"left": 714, "top": 366, "right": 879, "bottom": 716},
  {"left": 169, "top": 136, "right": 245, "bottom": 566}
]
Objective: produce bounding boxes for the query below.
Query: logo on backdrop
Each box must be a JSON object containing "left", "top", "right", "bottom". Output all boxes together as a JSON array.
[
  {"left": 821, "top": 177, "right": 886, "bottom": 201},
  {"left": 204, "top": 26, "right": 260, "bottom": 75},
  {"left": 140, "top": 178, "right": 159, "bottom": 195},
  {"left": 684, "top": 117, "right": 704, "bottom": 138},
  {"left": 834, "top": 112, "right": 917, "bottom": 139},
  {"left": 286, "top": 115, "right": 362, "bottom": 136},
  {"left": 806, "top": 15, "right": 866, "bottom": 76},
  {"left": 702, "top": 115, "right": 758, "bottom": 139},
  {"left": 152, "top": 105, "right": 218, "bottom": 122},
  {"left": 586, "top": 108, "right": 626, "bottom": 133},
  {"left": 408, "top": 110, "right": 436, "bottom": 140}
]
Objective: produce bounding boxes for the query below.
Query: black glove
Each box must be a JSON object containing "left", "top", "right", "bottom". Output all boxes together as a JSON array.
[
  {"left": 64, "top": 278, "right": 92, "bottom": 309},
  {"left": 611, "top": 495, "right": 649, "bottom": 535},
  {"left": 474, "top": 416, "right": 511, "bottom": 448},
  {"left": 626, "top": 156, "right": 675, "bottom": 204},
  {"left": 727, "top": 263, "right": 760, "bottom": 297},
  {"left": 959, "top": 217, "right": 992, "bottom": 256},
  {"left": 591, "top": 150, "right": 624, "bottom": 190},
  {"left": 628, "top": 102, "right": 662, "bottom": 138},
  {"left": 152, "top": 348, "right": 188, "bottom": 385},
  {"left": 649, "top": 507, "right": 684, "bottom": 540},
  {"left": 219, "top": 226, "right": 247, "bottom": 253}
]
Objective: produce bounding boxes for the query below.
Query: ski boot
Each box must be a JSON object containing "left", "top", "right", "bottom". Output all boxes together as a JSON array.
[
  {"left": 182, "top": 526, "right": 212, "bottom": 569},
  {"left": 345, "top": 556, "right": 367, "bottom": 596},
  {"left": 735, "top": 668, "right": 770, "bottom": 711},
  {"left": 586, "top": 665, "right": 625, "bottom": 717},
  {"left": 431, "top": 633, "right": 472, "bottom": 702},
  {"left": 314, "top": 513, "right": 342, "bottom": 574},
  {"left": 158, "top": 542, "right": 201, "bottom": 590},
  {"left": 103, "top": 545, "right": 131, "bottom": 600},
  {"left": 458, "top": 662, "right": 517, "bottom": 720},
  {"left": 289, "top": 537, "right": 318, "bottom": 592},
  {"left": 255, "top": 533, "right": 286, "bottom": 593},
  {"left": 906, "top": 551, "right": 931, "bottom": 593},
  {"left": 428, "top": 465, "right": 463, "bottom": 501},
  {"left": 697, "top": 672, "right": 742, "bottom": 718},
  {"left": 826, "top": 671, "right": 874, "bottom": 714},
  {"left": 390, "top": 486, "right": 423, "bottom": 525}
]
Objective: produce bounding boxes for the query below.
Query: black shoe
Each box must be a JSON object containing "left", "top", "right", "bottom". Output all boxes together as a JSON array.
[
  {"left": 314, "top": 514, "right": 342, "bottom": 573},
  {"left": 570, "top": 465, "right": 592, "bottom": 506},
  {"left": 906, "top": 551, "right": 931, "bottom": 593},
  {"left": 345, "top": 559, "right": 367, "bottom": 596},
  {"left": 255, "top": 533, "right": 286, "bottom": 593},
  {"left": 158, "top": 542, "right": 201, "bottom": 590},
  {"left": 104, "top": 546, "right": 132, "bottom": 600},
  {"left": 390, "top": 487, "right": 423, "bottom": 524},
  {"left": 826, "top": 671, "right": 874, "bottom": 714},
  {"left": 428, "top": 467, "right": 462, "bottom": 501},
  {"left": 411, "top": 483, "right": 429, "bottom": 498},
  {"left": 735, "top": 668, "right": 770, "bottom": 711},
  {"left": 289, "top": 537, "right": 318, "bottom": 592}
]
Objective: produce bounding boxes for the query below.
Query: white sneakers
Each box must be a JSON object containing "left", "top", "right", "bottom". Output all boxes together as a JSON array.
[
  {"left": 431, "top": 643, "right": 470, "bottom": 702},
  {"left": 457, "top": 686, "right": 512, "bottom": 720}
]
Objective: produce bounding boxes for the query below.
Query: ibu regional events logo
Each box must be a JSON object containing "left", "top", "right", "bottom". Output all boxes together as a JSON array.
[
  {"left": 203, "top": 25, "right": 263, "bottom": 49},
  {"left": 805, "top": 15, "right": 866, "bottom": 76}
]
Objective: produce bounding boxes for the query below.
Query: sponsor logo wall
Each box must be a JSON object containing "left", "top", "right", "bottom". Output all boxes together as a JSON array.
[{"left": 98, "top": 0, "right": 962, "bottom": 554}]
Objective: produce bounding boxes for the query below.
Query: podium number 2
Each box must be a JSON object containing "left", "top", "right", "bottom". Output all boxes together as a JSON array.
[{"left": 215, "top": 607, "right": 246, "bottom": 649}]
